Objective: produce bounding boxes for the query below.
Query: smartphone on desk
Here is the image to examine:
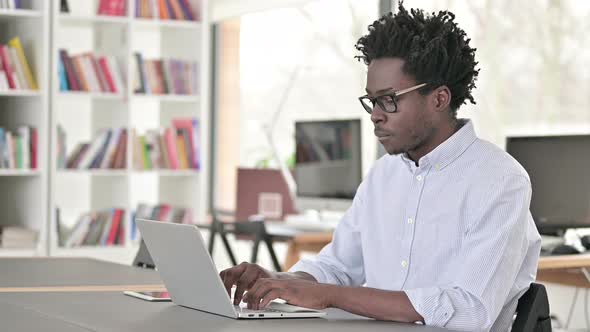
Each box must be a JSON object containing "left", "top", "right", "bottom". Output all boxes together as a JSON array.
[{"left": 124, "top": 291, "right": 171, "bottom": 302}]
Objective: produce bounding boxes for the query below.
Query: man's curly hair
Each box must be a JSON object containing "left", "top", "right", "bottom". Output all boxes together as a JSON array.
[{"left": 355, "top": 2, "right": 479, "bottom": 116}]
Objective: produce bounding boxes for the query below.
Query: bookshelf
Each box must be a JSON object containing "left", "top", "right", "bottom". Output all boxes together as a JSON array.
[
  {"left": 0, "top": 1, "right": 50, "bottom": 257},
  {"left": 49, "top": 0, "right": 210, "bottom": 265}
]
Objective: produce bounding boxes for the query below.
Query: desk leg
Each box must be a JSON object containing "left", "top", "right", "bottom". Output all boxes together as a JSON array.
[
  {"left": 283, "top": 242, "right": 300, "bottom": 272},
  {"left": 250, "top": 237, "right": 261, "bottom": 264},
  {"left": 221, "top": 232, "right": 238, "bottom": 266},
  {"left": 264, "top": 238, "right": 282, "bottom": 272}
]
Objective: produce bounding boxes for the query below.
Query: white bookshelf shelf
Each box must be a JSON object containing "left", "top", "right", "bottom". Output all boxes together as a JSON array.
[
  {"left": 0, "top": 248, "right": 39, "bottom": 257},
  {"left": 57, "top": 170, "right": 128, "bottom": 176},
  {"left": 58, "top": 14, "right": 129, "bottom": 25},
  {"left": 0, "top": 170, "right": 41, "bottom": 176},
  {"left": 132, "top": 93, "right": 199, "bottom": 103},
  {"left": 0, "top": 9, "right": 43, "bottom": 20},
  {"left": 58, "top": 91, "right": 126, "bottom": 100},
  {"left": 0, "top": 90, "right": 42, "bottom": 97},
  {"left": 133, "top": 18, "right": 200, "bottom": 29},
  {"left": 0, "top": 1, "right": 49, "bottom": 258}
]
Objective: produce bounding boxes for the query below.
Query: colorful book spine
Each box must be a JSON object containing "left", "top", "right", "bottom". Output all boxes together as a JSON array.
[
  {"left": 178, "top": 0, "right": 194, "bottom": 21},
  {"left": 0, "top": 45, "right": 17, "bottom": 89},
  {"left": 8, "top": 37, "right": 38, "bottom": 90}
]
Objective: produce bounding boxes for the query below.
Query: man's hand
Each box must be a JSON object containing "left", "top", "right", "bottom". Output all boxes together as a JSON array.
[
  {"left": 219, "top": 262, "right": 275, "bottom": 305},
  {"left": 244, "top": 278, "right": 336, "bottom": 310}
]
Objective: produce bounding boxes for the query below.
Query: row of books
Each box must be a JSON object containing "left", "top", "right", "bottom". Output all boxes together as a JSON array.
[
  {"left": 58, "top": 50, "right": 125, "bottom": 94},
  {"left": 0, "top": 0, "right": 24, "bottom": 9},
  {"left": 0, "top": 37, "right": 38, "bottom": 91},
  {"left": 135, "top": 0, "right": 197, "bottom": 21},
  {"left": 63, "top": 128, "right": 128, "bottom": 170},
  {"left": 58, "top": 208, "right": 126, "bottom": 247},
  {"left": 133, "top": 53, "right": 198, "bottom": 95},
  {"left": 132, "top": 118, "right": 199, "bottom": 170},
  {"left": 0, "top": 126, "right": 37, "bottom": 169},
  {"left": 55, "top": 203, "right": 193, "bottom": 247},
  {"left": 131, "top": 203, "right": 194, "bottom": 241}
]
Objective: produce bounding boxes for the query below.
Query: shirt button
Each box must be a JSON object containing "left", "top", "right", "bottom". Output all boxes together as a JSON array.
[
  {"left": 416, "top": 175, "right": 423, "bottom": 181},
  {"left": 435, "top": 164, "right": 441, "bottom": 170},
  {"left": 407, "top": 218, "right": 414, "bottom": 224},
  {"left": 401, "top": 260, "right": 408, "bottom": 268}
]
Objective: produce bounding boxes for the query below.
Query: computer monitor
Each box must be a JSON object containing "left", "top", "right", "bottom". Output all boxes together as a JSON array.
[
  {"left": 506, "top": 135, "right": 590, "bottom": 234},
  {"left": 294, "top": 119, "right": 362, "bottom": 213}
]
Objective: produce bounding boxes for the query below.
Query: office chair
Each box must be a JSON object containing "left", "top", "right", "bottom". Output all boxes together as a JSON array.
[
  {"left": 512, "top": 283, "right": 552, "bottom": 332},
  {"left": 207, "top": 208, "right": 285, "bottom": 271}
]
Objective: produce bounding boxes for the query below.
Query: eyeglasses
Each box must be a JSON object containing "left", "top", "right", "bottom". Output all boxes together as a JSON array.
[{"left": 359, "top": 83, "right": 428, "bottom": 114}]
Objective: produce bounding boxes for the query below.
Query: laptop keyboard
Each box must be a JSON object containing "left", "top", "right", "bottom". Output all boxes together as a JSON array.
[
  {"left": 236, "top": 306, "right": 283, "bottom": 313},
  {"left": 235, "top": 301, "right": 318, "bottom": 314}
]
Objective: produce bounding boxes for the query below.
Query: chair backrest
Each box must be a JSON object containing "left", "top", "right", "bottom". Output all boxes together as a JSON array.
[
  {"left": 512, "top": 283, "right": 552, "bottom": 332},
  {"left": 236, "top": 168, "right": 297, "bottom": 221}
]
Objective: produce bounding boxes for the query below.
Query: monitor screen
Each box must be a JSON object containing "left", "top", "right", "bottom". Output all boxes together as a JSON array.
[
  {"left": 506, "top": 135, "right": 590, "bottom": 232},
  {"left": 295, "top": 119, "right": 362, "bottom": 200}
]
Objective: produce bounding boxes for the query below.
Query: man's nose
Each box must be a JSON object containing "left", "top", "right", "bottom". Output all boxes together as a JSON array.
[{"left": 371, "top": 107, "right": 386, "bottom": 124}]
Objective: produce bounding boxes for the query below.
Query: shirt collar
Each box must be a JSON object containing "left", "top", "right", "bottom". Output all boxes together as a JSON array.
[{"left": 400, "top": 119, "right": 477, "bottom": 171}]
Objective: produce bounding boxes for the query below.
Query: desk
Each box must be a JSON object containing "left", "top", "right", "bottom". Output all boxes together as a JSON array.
[
  {"left": 0, "top": 257, "right": 163, "bottom": 292},
  {"left": 0, "top": 301, "right": 89, "bottom": 331},
  {"left": 0, "top": 258, "right": 452, "bottom": 331},
  {"left": 0, "top": 291, "right": 453, "bottom": 332},
  {"left": 537, "top": 254, "right": 590, "bottom": 288}
]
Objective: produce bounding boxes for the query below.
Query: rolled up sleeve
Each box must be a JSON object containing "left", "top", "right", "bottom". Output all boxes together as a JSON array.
[{"left": 289, "top": 183, "right": 367, "bottom": 286}]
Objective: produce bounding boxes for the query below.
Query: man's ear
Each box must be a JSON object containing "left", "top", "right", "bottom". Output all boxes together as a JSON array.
[{"left": 433, "top": 86, "right": 451, "bottom": 111}]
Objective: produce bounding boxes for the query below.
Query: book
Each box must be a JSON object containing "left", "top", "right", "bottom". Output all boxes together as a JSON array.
[
  {"left": 175, "top": 129, "right": 188, "bottom": 169},
  {"left": 172, "top": 118, "right": 198, "bottom": 169},
  {"left": 8, "top": 47, "right": 26, "bottom": 89},
  {"left": 8, "top": 37, "right": 38, "bottom": 90},
  {"left": 164, "top": 127, "right": 179, "bottom": 169},
  {"left": 0, "top": 69, "right": 8, "bottom": 91},
  {"left": 77, "top": 130, "right": 108, "bottom": 169},
  {"left": 89, "top": 129, "right": 112, "bottom": 168},
  {"left": 169, "top": 0, "right": 185, "bottom": 20},
  {"left": 59, "top": 50, "right": 80, "bottom": 91},
  {"left": 60, "top": 0, "right": 69, "bottom": 13},
  {"left": 98, "top": 57, "right": 117, "bottom": 93},
  {"left": 5, "top": 132, "right": 14, "bottom": 168},
  {"left": 111, "top": 129, "right": 127, "bottom": 169},
  {"left": 100, "top": 128, "right": 121, "bottom": 168},
  {"left": 107, "top": 209, "right": 124, "bottom": 245},
  {"left": 30, "top": 127, "right": 37, "bottom": 169},
  {"left": 178, "top": 0, "right": 195, "bottom": 21},
  {"left": 107, "top": 56, "right": 124, "bottom": 94},
  {"left": 71, "top": 55, "right": 89, "bottom": 91},
  {"left": 1, "top": 227, "right": 37, "bottom": 248},
  {"left": 158, "top": 0, "right": 169, "bottom": 19},
  {"left": 0, "top": 45, "right": 17, "bottom": 89},
  {"left": 133, "top": 53, "right": 146, "bottom": 93},
  {"left": 58, "top": 57, "right": 68, "bottom": 91}
]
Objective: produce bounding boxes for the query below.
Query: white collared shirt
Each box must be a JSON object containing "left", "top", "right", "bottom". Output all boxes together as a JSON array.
[{"left": 290, "top": 119, "right": 542, "bottom": 332}]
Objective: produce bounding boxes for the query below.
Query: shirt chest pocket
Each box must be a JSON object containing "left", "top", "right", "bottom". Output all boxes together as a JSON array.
[{"left": 413, "top": 199, "right": 466, "bottom": 260}]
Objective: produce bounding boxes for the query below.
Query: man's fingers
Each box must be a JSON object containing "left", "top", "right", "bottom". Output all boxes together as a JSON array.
[
  {"left": 246, "top": 279, "right": 278, "bottom": 310},
  {"left": 220, "top": 263, "right": 248, "bottom": 296},
  {"left": 258, "top": 289, "right": 284, "bottom": 310},
  {"left": 232, "top": 266, "right": 257, "bottom": 304}
]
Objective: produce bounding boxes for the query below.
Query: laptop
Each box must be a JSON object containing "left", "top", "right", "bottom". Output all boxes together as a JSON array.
[{"left": 135, "top": 219, "right": 327, "bottom": 319}]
